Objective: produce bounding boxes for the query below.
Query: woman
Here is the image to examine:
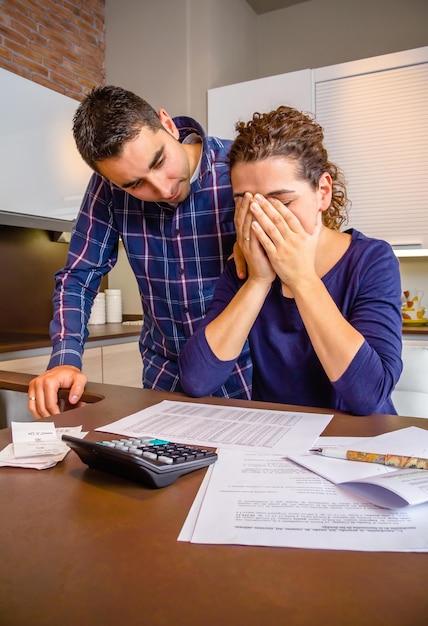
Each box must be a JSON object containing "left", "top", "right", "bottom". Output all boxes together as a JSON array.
[{"left": 179, "top": 106, "right": 402, "bottom": 415}]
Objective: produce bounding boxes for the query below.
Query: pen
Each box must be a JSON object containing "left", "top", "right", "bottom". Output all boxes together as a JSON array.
[{"left": 309, "top": 447, "right": 428, "bottom": 470}]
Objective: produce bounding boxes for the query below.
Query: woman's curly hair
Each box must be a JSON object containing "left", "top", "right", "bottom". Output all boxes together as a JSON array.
[{"left": 228, "top": 106, "right": 349, "bottom": 230}]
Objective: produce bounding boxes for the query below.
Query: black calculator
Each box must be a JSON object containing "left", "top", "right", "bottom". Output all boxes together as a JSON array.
[{"left": 62, "top": 434, "right": 218, "bottom": 489}]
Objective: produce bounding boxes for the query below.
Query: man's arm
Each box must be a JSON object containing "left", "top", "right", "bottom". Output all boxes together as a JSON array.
[{"left": 28, "top": 174, "right": 119, "bottom": 418}]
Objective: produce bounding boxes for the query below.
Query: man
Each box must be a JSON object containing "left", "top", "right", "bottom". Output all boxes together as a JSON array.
[{"left": 27, "top": 86, "right": 251, "bottom": 418}]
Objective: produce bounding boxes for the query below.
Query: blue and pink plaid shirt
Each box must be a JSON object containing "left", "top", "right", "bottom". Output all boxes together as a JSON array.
[{"left": 48, "top": 116, "right": 252, "bottom": 399}]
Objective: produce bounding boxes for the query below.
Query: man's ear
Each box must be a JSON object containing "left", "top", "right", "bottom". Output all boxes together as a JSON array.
[
  {"left": 158, "top": 109, "right": 180, "bottom": 139},
  {"left": 318, "top": 172, "right": 333, "bottom": 211}
]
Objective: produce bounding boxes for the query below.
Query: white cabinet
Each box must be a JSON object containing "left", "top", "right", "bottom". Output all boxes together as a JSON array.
[
  {"left": 208, "top": 69, "right": 313, "bottom": 139},
  {"left": 102, "top": 342, "right": 142, "bottom": 387},
  {"left": 0, "top": 341, "right": 142, "bottom": 388},
  {"left": 0, "top": 347, "right": 103, "bottom": 383},
  {"left": 0, "top": 68, "right": 91, "bottom": 227}
]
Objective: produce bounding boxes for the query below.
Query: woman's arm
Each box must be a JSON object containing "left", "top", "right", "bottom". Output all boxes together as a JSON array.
[
  {"left": 179, "top": 194, "right": 275, "bottom": 396},
  {"left": 249, "top": 195, "right": 365, "bottom": 381},
  {"left": 205, "top": 193, "right": 275, "bottom": 360},
  {"left": 178, "top": 260, "right": 256, "bottom": 397},
  {"left": 248, "top": 195, "right": 402, "bottom": 414}
]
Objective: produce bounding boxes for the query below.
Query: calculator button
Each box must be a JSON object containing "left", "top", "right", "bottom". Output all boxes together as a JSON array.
[
  {"left": 143, "top": 451, "right": 158, "bottom": 460},
  {"left": 157, "top": 455, "right": 174, "bottom": 464}
]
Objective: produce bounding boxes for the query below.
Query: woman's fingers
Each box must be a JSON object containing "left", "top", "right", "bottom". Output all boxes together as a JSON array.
[
  {"left": 235, "top": 192, "right": 256, "bottom": 245},
  {"left": 251, "top": 195, "right": 303, "bottom": 235}
]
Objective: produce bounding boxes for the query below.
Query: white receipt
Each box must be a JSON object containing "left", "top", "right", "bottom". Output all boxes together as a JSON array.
[
  {"left": 12, "top": 421, "right": 60, "bottom": 458},
  {"left": 0, "top": 424, "right": 86, "bottom": 470}
]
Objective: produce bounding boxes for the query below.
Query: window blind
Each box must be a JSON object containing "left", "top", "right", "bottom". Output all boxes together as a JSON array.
[{"left": 315, "top": 63, "right": 428, "bottom": 248}]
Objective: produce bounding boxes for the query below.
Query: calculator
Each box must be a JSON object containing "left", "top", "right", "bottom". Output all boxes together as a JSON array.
[{"left": 62, "top": 434, "right": 218, "bottom": 489}]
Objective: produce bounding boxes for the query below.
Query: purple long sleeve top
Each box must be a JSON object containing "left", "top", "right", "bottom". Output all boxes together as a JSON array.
[{"left": 179, "top": 230, "right": 403, "bottom": 416}]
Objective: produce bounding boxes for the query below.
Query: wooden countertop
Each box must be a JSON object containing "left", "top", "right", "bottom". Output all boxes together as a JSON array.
[
  {"left": 402, "top": 325, "right": 428, "bottom": 337},
  {"left": 0, "top": 322, "right": 141, "bottom": 354},
  {"left": 0, "top": 320, "right": 425, "bottom": 355},
  {"left": 0, "top": 372, "right": 427, "bottom": 626}
]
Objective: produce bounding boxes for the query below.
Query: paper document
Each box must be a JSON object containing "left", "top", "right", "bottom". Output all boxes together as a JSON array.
[
  {"left": 96, "top": 400, "right": 333, "bottom": 454},
  {"left": 324, "top": 426, "right": 428, "bottom": 457},
  {"left": 180, "top": 448, "right": 428, "bottom": 552},
  {"left": 289, "top": 427, "right": 428, "bottom": 508}
]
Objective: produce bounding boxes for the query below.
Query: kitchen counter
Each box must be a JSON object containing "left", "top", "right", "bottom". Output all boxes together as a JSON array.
[
  {"left": 0, "top": 322, "right": 428, "bottom": 360},
  {"left": 1, "top": 321, "right": 425, "bottom": 355},
  {"left": 402, "top": 325, "right": 428, "bottom": 336},
  {"left": 0, "top": 322, "right": 142, "bottom": 356}
]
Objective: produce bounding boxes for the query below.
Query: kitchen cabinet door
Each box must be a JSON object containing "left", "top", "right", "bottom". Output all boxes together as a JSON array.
[
  {"left": 207, "top": 69, "right": 313, "bottom": 139},
  {"left": 0, "top": 347, "right": 103, "bottom": 383},
  {"left": 101, "top": 342, "right": 142, "bottom": 388},
  {"left": 0, "top": 68, "right": 91, "bottom": 227}
]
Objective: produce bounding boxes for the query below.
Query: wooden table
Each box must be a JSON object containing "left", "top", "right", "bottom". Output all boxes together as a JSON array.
[{"left": 1, "top": 371, "right": 427, "bottom": 626}]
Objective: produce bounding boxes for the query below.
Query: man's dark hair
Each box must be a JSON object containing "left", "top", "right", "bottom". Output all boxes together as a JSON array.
[{"left": 73, "top": 85, "right": 163, "bottom": 171}]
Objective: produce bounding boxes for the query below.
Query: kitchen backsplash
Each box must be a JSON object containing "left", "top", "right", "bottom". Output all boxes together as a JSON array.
[{"left": 0, "top": 225, "right": 108, "bottom": 334}]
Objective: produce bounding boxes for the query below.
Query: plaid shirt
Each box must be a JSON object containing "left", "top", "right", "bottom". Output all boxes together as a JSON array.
[{"left": 48, "top": 116, "right": 252, "bottom": 399}]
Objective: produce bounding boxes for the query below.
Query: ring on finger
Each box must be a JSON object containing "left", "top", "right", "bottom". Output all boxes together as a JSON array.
[{"left": 28, "top": 396, "right": 36, "bottom": 401}]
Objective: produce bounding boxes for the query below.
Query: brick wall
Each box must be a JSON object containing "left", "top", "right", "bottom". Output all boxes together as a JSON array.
[{"left": 0, "top": 0, "right": 105, "bottom": 100}]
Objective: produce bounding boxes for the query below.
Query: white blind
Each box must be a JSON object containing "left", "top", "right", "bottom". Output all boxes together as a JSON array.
[{"left": 315, "top": 63, "right": 428, "bottom": 248}]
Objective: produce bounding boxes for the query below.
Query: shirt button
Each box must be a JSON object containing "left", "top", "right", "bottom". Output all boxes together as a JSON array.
[
  {"left": 174, "top": 229, "right": 180, "bottom": 236},
  {"left": 179, "top": 268, "right": 185, "bottom": 275},
  {"left": 183, "top": 307, "right": 189, "bottom": 313}
]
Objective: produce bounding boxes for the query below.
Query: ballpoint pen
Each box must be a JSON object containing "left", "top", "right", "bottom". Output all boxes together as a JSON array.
[{"left": 309, "top": 447, "right": 428, "bottom": 470}]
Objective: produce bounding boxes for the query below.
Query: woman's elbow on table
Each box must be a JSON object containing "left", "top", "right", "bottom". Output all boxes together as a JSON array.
[{"left": 179, "top": 335, "right": 235, "bottom": 398}]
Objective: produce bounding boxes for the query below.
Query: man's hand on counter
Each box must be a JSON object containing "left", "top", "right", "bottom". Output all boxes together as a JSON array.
[{"left": 27, "top": 366, "right": 88, "bottom": 419}]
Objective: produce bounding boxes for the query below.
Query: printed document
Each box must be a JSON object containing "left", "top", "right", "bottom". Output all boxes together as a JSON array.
[
  {"left": 179, "top": 448, "right": 428, "bottom": 552},
  {"left": 97, "top": 400, "right": 333, "bottom": 454}
]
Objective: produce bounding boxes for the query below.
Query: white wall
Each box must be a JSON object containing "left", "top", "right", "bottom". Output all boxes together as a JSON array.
[
  {"left": 256, "top": 0, "right": 428, "bottom": 77},
  {"left": 105, "top": 0, "right": 188, "bottom": 113},
  {"left": 105, "top": 0, "right": 257, "bottom": 127}
]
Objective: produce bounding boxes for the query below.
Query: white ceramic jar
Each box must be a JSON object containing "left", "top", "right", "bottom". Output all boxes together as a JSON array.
[
  {"left": 105, "top": 289, "right": 122, "bottom": 323},
  {"left": 88, "top": 292, "right": 106, "bottom": 325}
]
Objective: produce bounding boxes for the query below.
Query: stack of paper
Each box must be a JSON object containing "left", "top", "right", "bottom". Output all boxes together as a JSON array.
[{"left": 178, "top": 428, "right": 428, "bottom": 552}]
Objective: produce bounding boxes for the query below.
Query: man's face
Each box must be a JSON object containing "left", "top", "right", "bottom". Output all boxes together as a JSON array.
[{"left": 96, "top": 112, "right": 193, "bottom": 204}]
